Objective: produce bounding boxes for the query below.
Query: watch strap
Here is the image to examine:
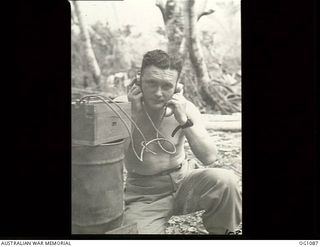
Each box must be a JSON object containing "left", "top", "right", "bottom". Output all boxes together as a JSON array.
[{"left": 171, "top": 118, "right": 194, "bottom": 137}]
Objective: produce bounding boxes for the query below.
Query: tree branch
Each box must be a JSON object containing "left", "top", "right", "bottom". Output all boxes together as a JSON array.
[
  {"left": 73, "top": 1, "right": 101, "bottom": 88},
  {"left": 197, "top": 9, "right": 214, "bottom": 21},
  {"left": 156, "top": 0, "right": 167, "bottom": 24},
  {"left": 178, "top": 37, "right": 187, "bottom": 60}
]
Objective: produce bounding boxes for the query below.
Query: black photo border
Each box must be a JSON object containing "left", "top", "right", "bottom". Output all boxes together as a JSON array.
[{"left": 4, "top": 0, "right": 318, "bottom": 240}]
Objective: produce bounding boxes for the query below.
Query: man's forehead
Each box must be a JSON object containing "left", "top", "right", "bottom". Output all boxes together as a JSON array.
[{"left": 142, "top": 65, "right": 178, "bottom": 80}]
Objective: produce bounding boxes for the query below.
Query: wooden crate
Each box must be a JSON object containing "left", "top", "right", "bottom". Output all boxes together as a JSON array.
[{"left": 72, "top": 101, "right": 131, "bottom": 145}]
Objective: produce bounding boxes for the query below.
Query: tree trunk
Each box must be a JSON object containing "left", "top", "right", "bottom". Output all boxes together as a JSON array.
[
  {"left": 183, "top": 0, "right": 210, "bottom": 83},
  {"left": 156, "top": 0, "right": 184, "bottom": 57},
  {"left": 156, "top": 0, "right": 238, "bottom": 114},
  {"left": 72, "top": 1, "right": 101, "bottom": 88},
  {"left": 183, "top": 0, "right": 235, "bottom": 114}
]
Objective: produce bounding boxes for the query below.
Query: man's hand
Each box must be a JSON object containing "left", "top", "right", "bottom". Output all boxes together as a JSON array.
[
  {"left": 127, "top": 81, "right": 143, "bottom": 121},
  {"left": 166, "top": 93, "right": 188, "bottom": 125}
]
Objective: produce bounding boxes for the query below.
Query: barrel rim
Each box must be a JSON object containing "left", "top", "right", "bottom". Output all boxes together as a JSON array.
[
  {"left": 72, "top": 138, "right": 125, "bottom": 148},
  {"left": 72, "top": 155, "right": 125, "bottom": 166}
]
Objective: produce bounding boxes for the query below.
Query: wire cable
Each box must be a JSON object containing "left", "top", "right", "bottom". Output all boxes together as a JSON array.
[{"left": 77, "top": 95, "right": 177, "bottom": 162}]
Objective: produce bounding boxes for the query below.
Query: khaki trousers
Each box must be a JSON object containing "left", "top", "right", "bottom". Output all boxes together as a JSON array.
[{"left": 123, "top": 160, "right": 242, "bottom": 234}]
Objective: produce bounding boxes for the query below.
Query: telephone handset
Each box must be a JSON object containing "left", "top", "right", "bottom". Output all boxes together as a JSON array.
[
  {"left": 132, "top": 74, "right": 182, "bottom": 117},
  {"left": 164, "top": 83, "right": 183, "bottom": 117}
]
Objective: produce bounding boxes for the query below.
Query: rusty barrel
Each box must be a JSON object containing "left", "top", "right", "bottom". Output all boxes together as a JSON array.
[{"left": 72, "top": 139, "right": 126, "bottom": 234}]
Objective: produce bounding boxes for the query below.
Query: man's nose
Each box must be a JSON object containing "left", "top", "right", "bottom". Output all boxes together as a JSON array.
[{"left": 154, "top": 87, "right": 163, "bottom": 97}]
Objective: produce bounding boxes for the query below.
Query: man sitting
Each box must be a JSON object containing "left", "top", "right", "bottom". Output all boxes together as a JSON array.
[{"left": 117, "top": 49, "right": 241, "bottom": 234}]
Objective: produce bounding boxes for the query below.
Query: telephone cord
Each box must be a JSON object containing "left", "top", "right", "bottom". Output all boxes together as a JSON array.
[
  {"left": 142, "top": 103, "right": 176, "bottom": 154},
  {"left": 78, "top": 95, "right": 176, "bottom": 162}
]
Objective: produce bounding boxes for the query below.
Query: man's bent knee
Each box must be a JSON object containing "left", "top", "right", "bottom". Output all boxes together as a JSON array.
[
  {"left": 200, "top": 168, "right": 242, "bottom": 233},
  {"left": 201, "top": 168, "right": 239, "bottom": 189}
]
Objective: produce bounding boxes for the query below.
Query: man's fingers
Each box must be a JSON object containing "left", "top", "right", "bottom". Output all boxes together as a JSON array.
[
  {"left": 166, "top": 100, "right": 177, "bottom": 108},
  {"left": 128, "top": 78, "right": 136, "bottom": 87},
  {"left": 130, "top": 85, "right": 142, "bottom": 95},
  {"left": 128, "top": 87, "right": 143, "bottom": 105},
  {"left": 132, "top": 91, "right": 143, "bottom": 99},
  {"left": 129, "top": 92, "right": 143, "bottom": 101},
  {"left": 171, "top": 94, "right": 185, "bottom": 101}
]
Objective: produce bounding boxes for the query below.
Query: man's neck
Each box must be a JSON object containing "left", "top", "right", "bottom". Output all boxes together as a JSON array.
[{"left": 143, "top": 104, "right": 165, "bottom": 122}]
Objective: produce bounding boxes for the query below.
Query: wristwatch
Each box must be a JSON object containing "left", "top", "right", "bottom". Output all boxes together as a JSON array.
[{"left": 171, "top": 118, "right": 194, "bottom": 137}]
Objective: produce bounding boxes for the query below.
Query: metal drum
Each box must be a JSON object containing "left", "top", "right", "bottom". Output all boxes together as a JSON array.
[{"left": 72, "top": 139, "right": 126, "bottom": 234}]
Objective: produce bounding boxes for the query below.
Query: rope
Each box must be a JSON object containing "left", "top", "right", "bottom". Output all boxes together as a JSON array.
[
  {"left": 143, "top": 103, "right": 176, "bottom": 154},
  {"left": 77, "top": 95, "right": 176, "bottom": 162}
]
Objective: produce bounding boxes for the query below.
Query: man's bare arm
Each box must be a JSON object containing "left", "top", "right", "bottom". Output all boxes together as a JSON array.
[{"left": 182, "top": 101, "right": 218, "bottom": 165}]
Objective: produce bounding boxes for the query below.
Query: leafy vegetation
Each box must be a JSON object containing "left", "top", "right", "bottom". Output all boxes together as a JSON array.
[{"left": 71, "top": 0, "right": 241, "bottom": 114}]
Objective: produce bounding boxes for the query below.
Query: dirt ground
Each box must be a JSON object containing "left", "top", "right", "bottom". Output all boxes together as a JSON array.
[{"left": 165, "top": 130, "right": 242, "bottom": 234}]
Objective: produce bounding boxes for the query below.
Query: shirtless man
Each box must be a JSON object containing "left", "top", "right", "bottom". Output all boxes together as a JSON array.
[{"left": 122, "top": 49, "right": 241, "bottom": 234}]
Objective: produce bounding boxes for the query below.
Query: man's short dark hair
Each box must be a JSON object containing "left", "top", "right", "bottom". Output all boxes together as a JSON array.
[{"left": 140, "top": 49, "right": 183, "bottom": 77}]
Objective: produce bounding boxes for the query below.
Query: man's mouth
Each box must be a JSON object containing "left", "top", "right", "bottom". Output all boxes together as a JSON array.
[{"left": 152, "top": 99, "right": 164, "bottom": 104}]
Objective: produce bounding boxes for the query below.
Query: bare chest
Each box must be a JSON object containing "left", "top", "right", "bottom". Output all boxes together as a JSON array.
[
  {"left": 125, "top": 115, "right": 185, "bottom": 173},
  {"left": 134, "top": 115, "right": 181, "bottom": 147}
]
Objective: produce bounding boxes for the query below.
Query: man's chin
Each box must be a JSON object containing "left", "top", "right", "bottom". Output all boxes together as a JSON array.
[{"left": 145, "top": 102, "right": 166, "bottom": 110}]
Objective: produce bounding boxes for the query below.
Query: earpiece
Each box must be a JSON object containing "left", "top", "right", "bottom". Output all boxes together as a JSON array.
[
  {"left": 135, "top": 74, "right": 141, "bottom": 86},
  {"left": 164, "top": 82, "right": 183, "bottom": 117},
  {"left": 175, "top": 83, "right": 183, "bottom": 94}
]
